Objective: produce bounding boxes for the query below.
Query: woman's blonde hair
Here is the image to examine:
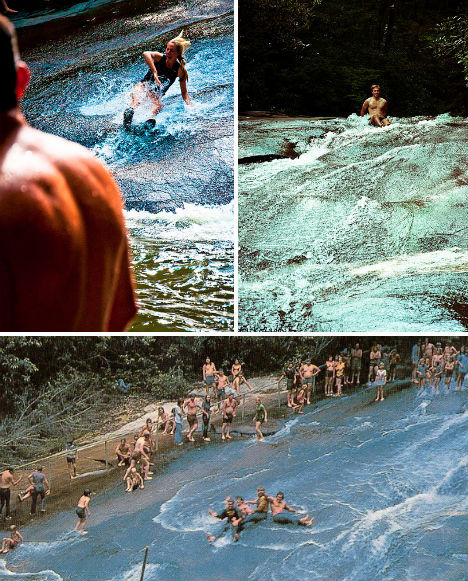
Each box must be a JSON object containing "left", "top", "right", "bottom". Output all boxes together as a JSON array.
[{"left": 170, "top": 30, "right": 190, "bottom": 81}]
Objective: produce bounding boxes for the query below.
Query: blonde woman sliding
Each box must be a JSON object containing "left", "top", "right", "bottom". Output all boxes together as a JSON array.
[{"left": 124, "top": 32, "right": 192, "bottom": 130}]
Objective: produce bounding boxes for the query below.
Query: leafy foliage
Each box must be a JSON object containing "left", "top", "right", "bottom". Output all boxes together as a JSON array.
[{"left": 239, "top": 0, "right": 468, "bottom": 115}]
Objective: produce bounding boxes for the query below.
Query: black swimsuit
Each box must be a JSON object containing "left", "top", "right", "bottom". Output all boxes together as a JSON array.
[{"left": 141, "top": 54, "right": 180, "bottom": 95}]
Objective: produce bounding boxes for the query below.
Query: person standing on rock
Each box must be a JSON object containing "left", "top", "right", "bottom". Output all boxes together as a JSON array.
[
  {"left": 221, "top": 394, "right": 238, "bottom": 440},
  {"left": 73, "top": 489, "right": 91, "bottom": 535},
  {"left": 254, "top": 396, "right": 267, "bottom": 441},
  {"left": 203, "top": 357, "right": 217, "bottom": 397},
  {"left": 0, "top": 467, "right": 22, "bottom": 520},
  {"left": 202, "top": 395, "right": 212, "bottom": 441},
  {"left": 183, "top": 395, "right": 202, "bottom": 442},
  {"left": 172, "top": 399, "right": 184, "bottom": 446},
  {"left": 277, "top": 361, "right": 296, "bottom": 408},
  {"left": 27, "top": 466, "right": 50, "bottom": 515}
]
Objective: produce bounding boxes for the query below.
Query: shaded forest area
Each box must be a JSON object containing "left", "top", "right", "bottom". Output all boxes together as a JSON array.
[
  {"left": 0, "top": 336, "right": 423, "bottom": 464},
  {"left": 239, "top": 0, "right": 468, "bottom": 116}
]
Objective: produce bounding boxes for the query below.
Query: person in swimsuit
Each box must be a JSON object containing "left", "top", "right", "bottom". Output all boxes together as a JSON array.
[
  {"left": 123, "top": 32, "right": 191, "bottom": 130},
  {"left": 324, "top": 355, "right": 335, "bottom": 396},
  {"left": 368, "top": 344, "right": 382, "bottom": 383},
  {"left": 155, "top": 407, "right": 172, "bottom": 433},
  {"left": 232, "top": 372, "right": 253, "bottom": 395},
  {"left": 27, "top": 466, "right": 50, "bottom": 515},
  {"left": 254, "top": 396, "right": 267, "bottom": 441},
  {"left": 415, "top": 358, "right": 426, "bottom": 391},
  {"left": 294, "top": 386, "right": 305, "bottom": 414},
  {"left": 215, "top": 369, "right": 229, "bottom": 411},
  {"left": 301, "top": 360, "right": 320, "bottom": 404},
  {"left": 360, "top": 85, "right": 390, "bottom": 127},
  {"left": 231, "top": 359, "right": 242, "bottom": 381},
  {"left": 268, "top": 492, "right": 314, "bottom": 526},
  {"left": 0, "top": 467, "right": 22, "bottom": 520},
  {"left": 432, "top": 361, "right": 443, "bottom": 394},
  {"left": 455, "top": 345, "right": 467, "bottom": 391},
  {"left": 277, "top": 361, "right": 296, "bottom": 407},
  {"left": 221, "top": 394, "right": 237, "bottom": 440},
  {"left": 334, "top": 356, "right": 345, "bottom": 397},
  {"left": 411, "top": 341, "right": 421, "bottom": 382},
  {"left": 139, "top": 418, "right": 155, "bottom": 452},
  {"left": 235, "top": 496, "right": 254, "bottom": 518},
  {"left": 201, "top": 395, "right": 212, "bottom": 442},
  {"left": 374, "top": 362, "right": 387, "bottom": 402},
  {"left": 73, "top": 489, "right": 91, "bottom": 535},
  {"left": 125, "top": 467, "right": 145, "bottom": 493},
  {"left": 183, "top": 396, "right": 202, "bottom": 442},
  {"left": 172, "top": 399, "right": 184, "bottom": 446},
  {"left": 244, "top": 487, "right": 269, "bottom": 526},
  {"left": 207, "top": 499, "right": 244, "bottom": 543},
  {"left": 444, "top": 356, "right": 455, "bottom": 392},
  {"left": 115, "top": 438, "right": 131, "bottom": 467},
  {"left": 350, "top": 343, "right": 363, "bottom": 386},
  {"left": 1, "top": 525, "right": 23, "bottom": 554},
  {"left": 203, "top": 357, "right": 217, "bottom": 397},
  {"left": 65, "top": 439, "right": 78, "bottom": 479}
]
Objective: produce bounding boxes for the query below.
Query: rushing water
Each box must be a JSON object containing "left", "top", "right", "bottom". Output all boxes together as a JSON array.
[
  {"left": 2, "top": 382, "right": 467, "bottom": 581},
  {"left": 18, "top": 0, "right": 234, "bottom": 331},
  {"left": 239, "top": 114, "right": 468, "bottom": 332}
]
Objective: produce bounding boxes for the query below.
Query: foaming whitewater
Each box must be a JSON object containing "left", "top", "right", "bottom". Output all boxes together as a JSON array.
[
  {"left": 239, "top": 114, "right": 468, "bottom": 331},
  {"left": 20, "top": 0, "right": 234, "bottom": 331},
  {"left": 7, "top": 383, "right": 467, "bottom": 581}
]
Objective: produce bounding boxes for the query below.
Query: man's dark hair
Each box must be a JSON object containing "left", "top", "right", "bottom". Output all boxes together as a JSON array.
[{"left": 0, "top": 16, "right": 19, "bottom": 112}]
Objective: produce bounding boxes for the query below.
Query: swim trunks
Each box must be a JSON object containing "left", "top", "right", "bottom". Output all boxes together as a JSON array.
[
  {"left": 205, "top": 376, "right": 215, "bottom": 385},
  {"left": 76, "top": 507, "right": 86, "bottom": 519},
  {"left": 187, "top": 413, "right": 197, "bottom": 426},
  {"left": 255, "top": 404, "right": 265, "bottom": 423},
  {"left": 224, "top": 412, "right": 233, "bottom": 424}
]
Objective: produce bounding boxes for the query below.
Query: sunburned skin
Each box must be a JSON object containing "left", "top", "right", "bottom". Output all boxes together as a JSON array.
[
  {"left": 0, "top": 16, "right": 136, "bottom": 331},
  {"left": 0, "top": 117, "right": 137, "bottom": 331}
]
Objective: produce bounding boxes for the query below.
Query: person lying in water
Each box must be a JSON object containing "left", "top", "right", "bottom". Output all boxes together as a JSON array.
[
  {"left": 124, "top": 31, "right": 192, "bottom": 130},
  {"left": 268, "top": 491, "right": 314, "bottom": 526},
  {"left": 206, "top": 498, "right": 244, "bottom": 542},
  {"left": 360, "top": 84, "right": 390, "bottom": 127}
]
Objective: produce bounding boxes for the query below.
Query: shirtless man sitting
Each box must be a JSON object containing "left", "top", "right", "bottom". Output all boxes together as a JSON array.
[
  {"left": 360, "top": 85, "right": 390, "bottom": 127},
  {"left": 0, "top": 16, "right": 137, "bottom": 331},
  {"left": 268, "top": 492, "right": 314, "bottom": 526}
]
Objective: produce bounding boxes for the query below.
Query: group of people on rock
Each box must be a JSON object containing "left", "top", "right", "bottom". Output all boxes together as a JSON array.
[
  {"left": 0, "top": 465, "right": 50, "bottom": 520},
  {"left": 276, "top": 344, "right": 402, "bottom": 409},
  {"left": 412, "top": 339, "right": 467, "bottom": 393},
  {"left": 203, "top": 358, "right": 253, "bottom": 400},
  {"left": 206, "top": 486, "right": 314, "bottom": 543}
]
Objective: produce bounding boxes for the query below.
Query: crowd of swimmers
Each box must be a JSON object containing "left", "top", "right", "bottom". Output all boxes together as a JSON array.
[
  {"left": 411, "top": 339, "right": 468, "bottom": 394},
  {"left": 276, "top": 343, "right": 402, "bottom": 409},
  {"left": 206, "top": 486, "right": 314, "bottom": 543}
]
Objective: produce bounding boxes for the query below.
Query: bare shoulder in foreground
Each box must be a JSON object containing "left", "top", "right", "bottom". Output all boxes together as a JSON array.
[{"left": 0, "top": 15, "right": 137, "bottom": 331}]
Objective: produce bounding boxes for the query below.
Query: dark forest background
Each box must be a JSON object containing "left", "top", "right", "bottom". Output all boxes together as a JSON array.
[{"left": 239, "top": 0, "right": 468, "bottom": 116}]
